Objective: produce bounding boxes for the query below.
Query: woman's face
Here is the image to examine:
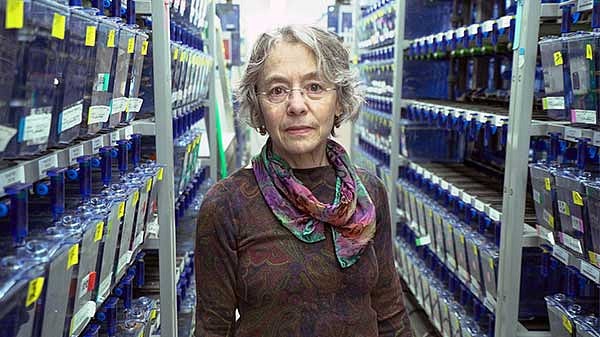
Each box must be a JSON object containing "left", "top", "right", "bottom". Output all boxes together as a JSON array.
[{"left": 258, "top": 41, "right": 339, "bottom": 168}]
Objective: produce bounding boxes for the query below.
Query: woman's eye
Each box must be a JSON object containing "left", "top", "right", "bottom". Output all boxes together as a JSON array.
[
  {"left": 308, "top": 83, "right": 323, "bottom": 93},
  {"left": 269, "top": 87, "right": 286, "bottom": 96}
]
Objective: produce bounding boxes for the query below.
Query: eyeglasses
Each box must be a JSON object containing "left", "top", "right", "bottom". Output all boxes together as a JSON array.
[{"left": 257, "top": 82, "right": 336, "bottom": 104}]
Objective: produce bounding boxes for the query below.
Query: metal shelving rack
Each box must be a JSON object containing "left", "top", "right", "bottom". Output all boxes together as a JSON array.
[{"left": 352, "top": 1, "right": 594, "bottom": 337}]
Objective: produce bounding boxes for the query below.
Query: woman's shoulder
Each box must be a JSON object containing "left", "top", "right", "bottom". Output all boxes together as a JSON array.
[{"left": 203, "top": 168, "right": 259, "bottom": 203}]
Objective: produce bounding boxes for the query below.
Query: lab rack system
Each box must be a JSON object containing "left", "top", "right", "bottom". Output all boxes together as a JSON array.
[
  {"left": 0, "top": 0, "right": 231, "bottom": 335},
  {"left": 353, "top": 1, "right": 600, "bottom": 337}
]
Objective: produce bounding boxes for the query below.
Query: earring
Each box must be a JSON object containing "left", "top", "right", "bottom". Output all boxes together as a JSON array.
[{"left": 259, "top": 125, "right": 267, "bottom": 135}]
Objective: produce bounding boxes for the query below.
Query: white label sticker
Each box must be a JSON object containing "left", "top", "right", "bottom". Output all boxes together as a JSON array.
[
  {"left": 97, "top": 272, "right": 113, "bottom": 303},
  {"left": 572, "top": 110, "right": 597, "bottom": 124},
  {"left": 110, "top": 97, "right": 128, "bottom": 114},
  {"left": 468, "top": 24, "right": 480, "bottom": 35},
  {"left": 578, "top": 0, "right": 593, "bottom": 11},
  {"left": 60, "top": 104, "right": 83, "bottom": 133},
  {"left": 431, "top": 176, "right": 439, "bottom": 184},
  {"left": 565, "top": 127, "right": 583, "bottom": 142},
  {"left": 562, "top": 233, "right": 584, "bottom": 254},
  {"left": 441, "top": 180, "right": 449, "bottom": 190},
  {"left": 436, "top": 33, "right": 445, "bottom": 42},
  {"left": 484, "top": 296, "right": 497, "bottom": 313},
  {"left": 542, "top": 97, "right": 566, "bottom": 110},
  {"left": 572, "top": 216, "right": 584, "bottom": 232},
  {"left": 125, "top": 125, "right": 133, "bottom": 139},
  {"left": 110, "top": 131, "right": 120, "bottom": 145},
  {"left": 426, "top": 35, "right": 434, "bottom": 44},
  {"left": 533, "top": 190, "right": 542, "bottom": 204},
  {"left": 558, "top": 200, "right": 570, "bottom": 215},
  {"left": 78, "top": 273, "right": 92, "bottom": 298},
  {"left": 456, "top": 27, "right": 466, "bottom": 38},
  {"left": 461, "top": 193, "right": 472, "bottom": 204},
  {"left": 537, "top": 225, "right": 556, "bottom": 245},
  {"left": 69, "top": 145, "right": 84, "bottom": 166},
  {"left": 133, "top": 230, "right": 145, "bottom": 250},
  {"left": 553, "top": 244, "right": 571, "bottom": 265},
  {"left": 423, "top": 171, "right": 431, "bottom": 179},
  {"left": 498, "top": 16, "right": 513, "bottom": 29},
  {"left": 580, "top": 260, "right": 600, "bottom": 284},
  {"left": 593, "top": 132, "right": 600, "bottom": 147},
  {"left": 0, "top": 125, "right": 17, "bottom": 151},
  {"left": 21, "top": 113, "right": 52, "bottom": 142},
  {"left": 88, "top": 106, "right": 110, "bottom": 124},
  {"left": 451, "top": 186, "right": 460, "bottom": 197},
  {"left": 445, "top": 30, "right": 454, "bottom": 40},
  {"left": 38, "top": 154, "right": 58, "bottom": 179},
  {"left": 489, "top": 208, "right": 501, "bottom": 222},
  {"left": 70, "top": 301, "right": 96, "bottom": 335},
  {"left": 416, "top": 166, "right": 424, "bottom": 174},
  {"left": 0, "top": 166, "right": 25, "bottom": 188},
  {"left": 91, "top": 137, "right": 104, "bottom": 153},
  {"left": 482, "top": 20, "right": 494, "bottom": 32},
  {"left": 117, "top": 251, "right": 133, "bottom": 275},
  {"left": 475, "top": 200, "right": 485, "bottom": 211},
  {"left": 127, "top": 97, "right": 144, "bottom": 113}
]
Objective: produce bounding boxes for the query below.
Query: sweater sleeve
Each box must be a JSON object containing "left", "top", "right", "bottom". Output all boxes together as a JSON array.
[
  {"left": 366, "top": 174, "right": 414, "bottom": 337},
  {"left": 195, "top": 182, "right": 238, "bottom": 337}
]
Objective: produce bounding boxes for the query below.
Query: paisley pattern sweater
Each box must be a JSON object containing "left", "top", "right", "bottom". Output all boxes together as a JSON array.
[{"left": 195, "top": 166, "right": 413, "bottom": 337}]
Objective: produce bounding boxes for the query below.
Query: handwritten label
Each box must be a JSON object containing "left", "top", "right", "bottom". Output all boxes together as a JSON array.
[
  {"left": 554, "top": 51, "right": 564, "bottom": 66},
  {"left": 0, "top": 166, "right": 25, "bottom": 188},
  {"left": 572, "top": 109, "right": 597, "bottom": 124},
  {"left": 21, "top": 113, "right": 52, "bottom": 141},
  {"left": 110, "top": 97, "right": 128, "bottom": 114},
  {"left": 107, "top": 30, "right": 116, "bottom": 47},
  {"left": 69, "top": 145, "right": 84, "bottom": 165},
  {"left": 38, "top": 154, "right": 58, "bottom": 179},
  {"left": 127, "top": 98, "right": 143, "bottom": 113},
  {"left": 67, "top": 244, "right": 79, "bottom": 269},
  {"left": 88, "top": 105, "right": 110, "bottom": 124},
  {"left": 542, "top": 97, "right": 565, "bottom": 110},
  {"left": 5, "top": 0, "right": 24, "bottom": 29},
  {"left": 51, "top": 13, "right": 66, "bottom": 40},
  {"left": 26, "top": 277, "right": 45, "bottom": 307},
  {"left": 85, "top": 26, "right": 97, "bottom": 47}
]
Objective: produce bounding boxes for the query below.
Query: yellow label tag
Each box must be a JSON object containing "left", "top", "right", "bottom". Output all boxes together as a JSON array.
[
  {"left": 587, "top": 44, "right": 593, "bottom": 60},
  {"left": 141, "top": 41, "right": 149, "bottom": 55},
  {"left": 119, "top": 201, "right": 125, "bottom": 218},
  {"left": 85, "top": 26, "right": 97, "bottom": 47},
  {"left": 173, "top": 48, "right": 179, "bottom": 60},
  {"left": 473, "top": 245, "right": 478, "bottom": 256},
  {"left": 181, "top": 51, "right": 187, "bottom": 62},
  {"left": 133, "top": 191, "right": 140, "bottom": 205},
  {"left": 459, "top": 235, "right": 465, "bottom": 244},
  {"left": 107, "top": 30, "right": 116, "bottom": 47},
  {"left": 554, "top": 51, "right": 564, "bottom": 66},
  {"left": 127, "top": 37, "right": 135, "bottom": 53},
  {"left": 94, "top": 221, "right": 104, "bottom": 242},
  {"left": 489, "top": 258, "right": 495, "bottom": 270},
  {"left": 186, "top": 144, "right": 191, "bottom": 154},
  {"left": 5, "top": 0, "right": 24, "bottom": 29},
  {"left": 562, "top": 315, "right": 573, "bottom": 334},
  {"left": 157, "top": 168, "right": 164, "bottom": 181},
  {"left": 107, "top": 219, "right": 113, "bottom": 235},
  {"left": 51, "top": 13, "right": 66, "bottom": 40},
  {"left": 146, "top": 178, "right": 153, "bottom": 192},
  {"left": 150, "top": 309, "right": 157, "bottom": 320},
  {"left": 428, "top": 210, "right": 433, "bottom": 218},
  {"left": 67, "top": 244, "right": 79, "bottom": 269},
  {"left": 26, "top": 277, "right": 45, "bottom": 307},
  {"left": 544, "top": 178, "right": 551, "bottom": 191},
  {"left": 590, "top": 251, "right": 599, "bottom": 266},
  {"left": 549, "top": 214, "right": 555, "bottom": 228},
  {"left": 448, "top": 225, "right": 453, "bottom": 233},
  {"left": 573, "top": 191, "right": 584, "bottom": 206}
]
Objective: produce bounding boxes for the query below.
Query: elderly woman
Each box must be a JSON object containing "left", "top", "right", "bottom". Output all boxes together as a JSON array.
[{"left": 195, "top": 25, "right": 413, "bottom": 337}]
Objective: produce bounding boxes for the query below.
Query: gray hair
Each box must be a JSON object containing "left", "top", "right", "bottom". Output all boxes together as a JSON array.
[{"left": 236, "top": 25, "right": 363, "bottom": 135}]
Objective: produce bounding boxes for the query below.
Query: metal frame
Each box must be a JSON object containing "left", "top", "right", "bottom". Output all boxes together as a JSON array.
[
  {"left": 389, "top": 0, "right": 406, "bottom": 238},
  {"left": 150, "top": 0, "right": 178, "bottom": 336},
  {"left": 495, "top": 2, "right": 541, "bottom": 337},
  {"left": 208, "top": 0, "right": 219, "bottom": 181}
]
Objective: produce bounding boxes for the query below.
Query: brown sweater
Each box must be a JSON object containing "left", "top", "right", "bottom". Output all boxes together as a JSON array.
[{"left": 195, "top": 165, "right": 413, "bottom": 337}]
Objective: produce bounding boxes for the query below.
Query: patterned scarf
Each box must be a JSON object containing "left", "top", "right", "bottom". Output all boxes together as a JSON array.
[{"left": 252, "top": 138, "right": 376, "bottom": 268}]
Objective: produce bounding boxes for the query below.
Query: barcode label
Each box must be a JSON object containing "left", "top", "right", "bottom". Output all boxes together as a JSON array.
[
  {"left": 0, "top": 166, "right": 25, "bottom": 189},
  {"left": 565, "top": 127, "right": 582, "bottom": 142}
]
